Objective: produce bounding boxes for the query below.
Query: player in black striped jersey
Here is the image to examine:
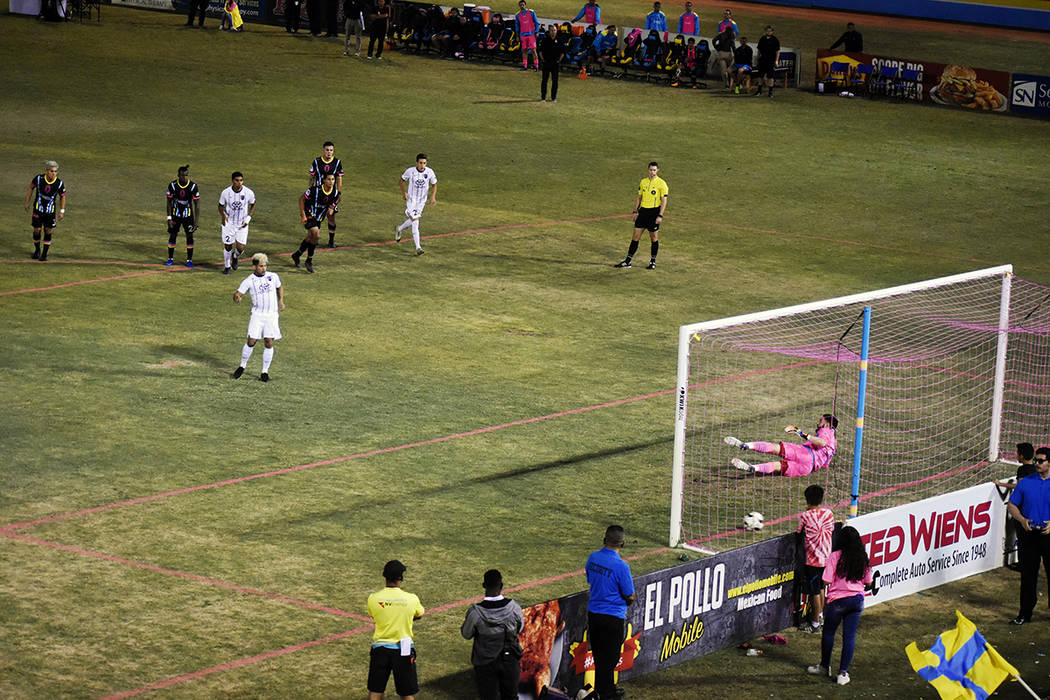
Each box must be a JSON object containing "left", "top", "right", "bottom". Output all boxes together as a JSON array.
[
  {"left": 165, "top": 165, "right": 201, "bottom": 267},
  {"left": 308, "top": 141, "right": 344, "bottom": 248},
  {"left": 292, "top": 173, "right": 341, "bottom": 273},
  {"left": 23, "top": 160, "right": 66, "bottom": 261}
]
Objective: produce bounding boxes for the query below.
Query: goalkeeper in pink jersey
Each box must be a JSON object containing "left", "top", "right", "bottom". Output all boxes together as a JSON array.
[{"left": 725, "top": 413, "right": 838, "bottom": 476}]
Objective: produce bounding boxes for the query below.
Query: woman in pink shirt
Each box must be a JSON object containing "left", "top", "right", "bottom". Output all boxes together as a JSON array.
[{"left": 808, "top": 526, "right": 872, "bottom": 686}]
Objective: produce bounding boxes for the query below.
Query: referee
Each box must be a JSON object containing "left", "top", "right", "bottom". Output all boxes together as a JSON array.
[{"left": 615, "top": 161, "right": 668, "bottom": 269}]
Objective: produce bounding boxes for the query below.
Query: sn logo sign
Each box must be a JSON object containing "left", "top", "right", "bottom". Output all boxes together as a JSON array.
[{"left": 1012, "top": 80, "right": 1037, "bottom": 108}]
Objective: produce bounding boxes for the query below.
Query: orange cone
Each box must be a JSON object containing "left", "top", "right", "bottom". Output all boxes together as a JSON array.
[{"left": 578, "top": 67, "right": 589, "bottom": 79}]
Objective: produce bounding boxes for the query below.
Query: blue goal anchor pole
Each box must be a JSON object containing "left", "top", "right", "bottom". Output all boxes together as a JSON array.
[{"left": 849, "top": 306, "right": 871, "bottom": 519}]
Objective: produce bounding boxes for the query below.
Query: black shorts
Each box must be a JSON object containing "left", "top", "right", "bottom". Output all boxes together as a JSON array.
[
  {"left": 634, "top": 206, "right": 661, "bottom": 232},
  {"left": 800, "top": 565, "right": 825, "bottom": 596},
  {"left": 756, "top": 61, "right": 777, "bottom": 78},
  {"left": 32, "top": 211, "right": 57, "bottom": 229},
  {"left": 168, "top": 217, "right": 195, "bottom": 234},
  {"left": 304, "top": 217, "right": 322, "bottom": 230},
  {"left": 368, "top": 646, "right": 418, "bottom": 696}
]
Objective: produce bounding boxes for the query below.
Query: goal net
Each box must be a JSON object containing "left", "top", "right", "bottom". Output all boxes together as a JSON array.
[{"left": 670, "top": 266, "right": 1050, "bottom": 551}]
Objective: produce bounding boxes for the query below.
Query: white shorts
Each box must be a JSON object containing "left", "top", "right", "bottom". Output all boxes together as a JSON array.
[
  {"left": 247, "top": 312, "right": 281, "bottom": 340},
  {"left": 222, "top": 223, "right": 250, "bottom": 246},
  {"left": 405, "top": 203, "right": 426, "bottom": 220}
]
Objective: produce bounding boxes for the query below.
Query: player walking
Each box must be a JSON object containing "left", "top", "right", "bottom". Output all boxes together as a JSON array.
[
  {"left": 395, "top": 153, "right": 437, "bottom": 256},
  {"left": 232, "top": 253, "right": 284, "bottom": 382},
  {"left": 218, "top": 171, "right": 256, "bottom": 275},
  {"left": 726, "top": 413, "right": 838, "bottom": 476},
  {"left": 165, "top": 165, "right": 200, "bottom": 267},
  {"left": 24, "top": 160, "right": 67, "bottom": 261},
  {"left": 308, "top": 141, "right": 344, "bottom": 248},
  {"left": 292, "top": 173, "right": 341, "bottom": 273},
  {"left": 615, "top": 161, "right": 668, "bottom": 270}
]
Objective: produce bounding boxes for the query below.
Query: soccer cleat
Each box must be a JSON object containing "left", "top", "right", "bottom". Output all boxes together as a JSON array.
[
  {"left": 646, "top": 261, "right": 656, "bottom": 270},
  {"left": 260, "top": 372, "right": 269, "bottom": 382},
  {"left": 724, "top": 436, "right": 745, "bottom": 449},
  {"left": 232, "top": 366, "right": 244, "bottom": 379},
  {"left": 223, "top": 266, "right": 231, "bottom": 275},
  {"left": 1009, "top": 616, "right": 1029, "bottom": 625},
  {"left": 165, "top": 259, "right": 174, "bottom": 266},
  {"left": 614, "top": 259, "right": 632, "bottom": 268},
  {"left": 799, "top": 623, "right": 820, "bottom": 634},
  {"left": 670, "top": 81, "right": 679, "bottom": 87},
  {"left": 231, "top": 256, "right": 239, "bottom": 270},
  {"left": 31, "top": 250, "right": 40, "bottom": 260},
  {"left": 806, "top": 664, "right": 830, "bottom": 677},
  {"left": 327, "top": 241, "right": 336, "bottom": 249},
  {"left": 305, "top": 260, "right": 314, "bottom": 273},
  {"left": 395, "top": 225, "right": 402, "bottom": 243},
  {"left": 185, "top": 260, "right": 194, "bottom": 268},
  {"left": 38, "top": 255, "right": 48, "bottom": 262},
  {"left": 291, "top": 251, "right": 301, "bottom": 267},
  {"left": 415, "top": 247, "right": 425, "bottom": 255},
  {"left": 731, "top": 458, "right": 754, "bottom": 472},
  {"left": 836, "top": 672, "right": 850, "bottom": 686}
]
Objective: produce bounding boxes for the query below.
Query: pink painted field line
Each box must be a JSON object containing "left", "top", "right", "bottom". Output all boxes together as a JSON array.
[
  {"left": 0, "top": 529, "right": 369, "bottom": 621},
  {"left": 0, "top": 268, "right": 187, "bottom": 297}
]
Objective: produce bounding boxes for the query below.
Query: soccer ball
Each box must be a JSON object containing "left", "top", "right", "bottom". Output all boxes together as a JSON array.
[{"left": 743, "top": 512, "right": 764, "bottom": 531}]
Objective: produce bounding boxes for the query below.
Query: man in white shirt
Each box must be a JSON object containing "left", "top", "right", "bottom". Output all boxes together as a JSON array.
[
  {"left": 395, "top": 153, "right": 437, "bottom": 256},
  {"left": 232, "top": 253, "right": 284, "bottom": 382},
  {"left": 218, "top": 171, "right": 257, "bottom": 275}
]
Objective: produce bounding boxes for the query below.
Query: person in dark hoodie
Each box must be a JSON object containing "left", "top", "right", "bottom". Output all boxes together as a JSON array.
[{"left": 461, "top": 569, "right": 524, "bottom": 700}]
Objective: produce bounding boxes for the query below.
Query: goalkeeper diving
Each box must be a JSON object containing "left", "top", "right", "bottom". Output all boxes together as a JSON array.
[{"left": 725, "top": 413, "right": 838, "bottom": 476}]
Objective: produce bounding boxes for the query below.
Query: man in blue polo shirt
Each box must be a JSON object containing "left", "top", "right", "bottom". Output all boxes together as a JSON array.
[
  {"left": 586, "top": 525, "right": 635, "bottom": 699},
  {"left": 1007, "top": 446, "right": 1050, "bottom": 625}
]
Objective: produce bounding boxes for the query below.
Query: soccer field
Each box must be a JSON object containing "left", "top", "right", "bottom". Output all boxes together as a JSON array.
[{"left": 2, "top": 2, "right": 1049, "bottom": 698}]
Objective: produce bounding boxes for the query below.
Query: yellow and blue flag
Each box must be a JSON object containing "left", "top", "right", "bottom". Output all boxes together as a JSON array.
[{"left": 905, "top": 610, "right": 1018, "bottom": 700}]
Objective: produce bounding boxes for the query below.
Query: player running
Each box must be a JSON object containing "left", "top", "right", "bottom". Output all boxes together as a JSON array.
[
  {"left": 292, "top": 173, "right": 341, "bottom": 273},
  {"left": 308, "top": 141, "right": 344, "bottom": 248},
  {"left": 24, "top": 160, "right": 67, "bottom": 261},
  {"left": 166, "top": 164, "right": 200, "bottom": 267},
  {"left": 725, "top": 413, "right": 838, "bottom": 476},
  {"left": 218, "top": 171, "right": 256, "bottom": 275},
  {"left": 395, "top": 153, "right": 437, "bottom": 256},
  {"left": 232, "top": 253, "right": 284, "bottom": 382}
]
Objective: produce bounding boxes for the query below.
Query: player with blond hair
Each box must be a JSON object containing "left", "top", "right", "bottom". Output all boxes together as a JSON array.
[
  {"left": 24, "top": 160, "right": 66, "bottom": 261},
  {"left": 232, "top": 253, "right": 284, "bottom": 382}
]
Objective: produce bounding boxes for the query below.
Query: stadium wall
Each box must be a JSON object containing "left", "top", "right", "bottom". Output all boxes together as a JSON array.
[{"left": 738, "top": 0, "right": 1050, "bottom": 32}]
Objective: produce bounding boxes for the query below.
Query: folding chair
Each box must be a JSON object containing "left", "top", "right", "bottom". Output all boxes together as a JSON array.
[
  {"left": 849, "top": 64, "right": 873, "bottom": 92},
  {"left": 868, "top": 64, "right": 897, "bottom": 98},
  {"left": 895, "top": 68, "right": 921, "bottom": 101},
  {"left": 824, "top": 61, "right": 849, "bottom": 91}
]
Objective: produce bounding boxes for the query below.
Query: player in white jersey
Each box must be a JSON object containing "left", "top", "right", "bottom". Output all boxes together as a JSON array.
[
  {"left": 395, "top": 153, "right": 437, "bottom": 255},
  {"left": 218, "top": 171, "right": 257, "bottom": 275},
  {"left": 232, "top": 253, "right": 284, "bottom": 382}
]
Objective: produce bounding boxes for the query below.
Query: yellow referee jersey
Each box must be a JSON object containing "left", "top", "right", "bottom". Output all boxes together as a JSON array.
[
  {"left": 367, "top": 586, "right": 425, "bottom": 645},
  {"left": 638, "top": 176, "right": 669, "bottom": 208}
]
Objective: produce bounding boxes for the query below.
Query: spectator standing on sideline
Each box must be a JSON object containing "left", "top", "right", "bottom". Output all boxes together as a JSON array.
[
  {"left": 677, "top": 1, "right": 700, "bottom": 35},
  {"left": 754, "top": 24, "right": 780, "bottom": 97},
  {"left": 24, "top": 160, "right": 66, "bottom": 262},
  {"left": 461, "top": 569, "right": 524, "bottom": 700},
  {"left": 644, "top": 1, "right": 667, "bottom": 31},
  {"left": 539, "top": 25, "right": 565, "bottom": 102},
  {"left": 829, "top": 21, "right": 862, "bottom": 52},
  {"left": 717, "top": 7, "right": 738, "bottom": 35},
  {"left": 282, "top": 0, "right": 301, "bottom": 32},
  {"left": 586, "top": 525, "right": 635, "bottom": 700},
  {"left": 232, "top": 253, "right": 284, "bottom": 382},
  {"left": 1006, "top": 446, "right": 1050, "bottom": 625},
  {"left": 395, "top": 153, "right": 437, "bottom": 255},
  {"left": 186, "top": 0, "right": 207, "bottom": 26},
  {"left": 807, "top": 526, "right": 872, "bottom": 686},
  {"left": 514, "top": 0, "right": 541, "bottom": 71},
  {"left": 218, "top": 171, "right": 255, "bottom": 275},
  {"left": 571, "top": 0, "right": 599, "bottom": 25},
  {"left": 995, "top": 442, "right": 1037, "bottom": 569},
  {"left": 366, "top": 0, "right": 390, "bottom": 58},
  {"left": 712, "top": 28, "right": 735, "bottom": 88},
  {"left": 324, "top": 0, "right": 339, "bottom": 36},
  {"left": 343, "top": 0, "right": 366, "bottom": 54},
  {"left": 615, "top": 161, "right": 668, "bottom": 270},
  {"left": 165, "top": 164, "right": 199, "bottom": 267},
  {"left": 308, "top": 141, "right": 344, "bottom": 247},
  {"left": 797, "top": 485, "right": 835, "bottom": 633},
  {"left": 367, "top": 560, "right": 425, "bottom": 700},
  {"left": 307, "top": 0, "right": 322, "bottom": 35}
]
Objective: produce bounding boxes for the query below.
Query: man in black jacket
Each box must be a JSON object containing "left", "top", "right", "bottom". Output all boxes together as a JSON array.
[
  {"left": 829, "top": 22, "right": 863, "bottom": 52},
  {"left": 539, "top": 25, "right": 565, "bottom": 102}
]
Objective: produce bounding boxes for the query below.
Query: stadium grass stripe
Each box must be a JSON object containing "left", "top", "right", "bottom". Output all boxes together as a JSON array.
[
  {"left": 0, "top": 529, "right": 370, "bottom": 621},
  {"left": 4, "top": 361, "right": 821, "bottom": 532}
]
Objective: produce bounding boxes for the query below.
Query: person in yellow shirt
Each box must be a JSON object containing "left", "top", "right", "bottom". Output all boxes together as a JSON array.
[
  {"left": 614, "top": 161, "right": 668, "bottom": 270},
  {"left": 367, "top": 560, "right": 425, "bottom": 700}
]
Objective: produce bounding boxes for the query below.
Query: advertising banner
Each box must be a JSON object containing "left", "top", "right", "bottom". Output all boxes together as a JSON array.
[
  {"left": 517, "top": 536, "right": 796, "bottom": 698},
  {"left": 849, "top": 483, "right": 1005, "bottom": 608},
  {"left": 815, "top": 49, "right": 1010, "bottom": 113},
  {"left": 1010, "top": 73, "right": 1050, "bottom": 117}
]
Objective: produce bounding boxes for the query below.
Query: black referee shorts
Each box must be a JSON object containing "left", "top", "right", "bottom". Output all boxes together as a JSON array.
[
  {"left": 634, "top": 206, "right": 661, "bottom": 232},
  {"left": 367, "top": 646, "right": 419, "bottom": 696}
]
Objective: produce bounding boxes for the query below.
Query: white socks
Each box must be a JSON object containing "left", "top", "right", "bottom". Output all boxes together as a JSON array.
[
  {"left": 262, "top": 347, "right": 274, "bottom": 372},
  {"left": 240, "top": 343, "right": 253, "bottom": 366},
  {"left": 411, "top": 220, "right": 421, "bottom": 249},
  {"left": 398, "top": 219, "right": 412, "bottom": 232},
  {"left": 224, "top": 248, "right": 232, "bottom": 268}
]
